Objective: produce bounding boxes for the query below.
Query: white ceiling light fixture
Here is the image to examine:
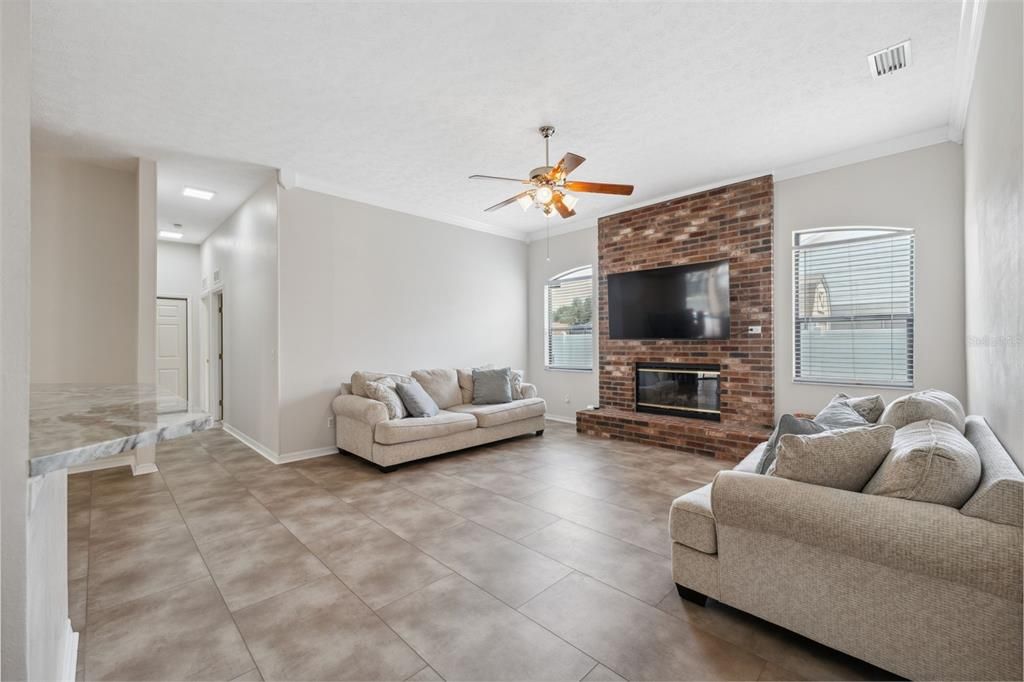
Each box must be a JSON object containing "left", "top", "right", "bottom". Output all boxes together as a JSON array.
[
  {"left": 182, "top": 186, "right": 216, "bottom": 200},
  {"left": 158, "top": 230, "right": 184, "bottom": 240}
]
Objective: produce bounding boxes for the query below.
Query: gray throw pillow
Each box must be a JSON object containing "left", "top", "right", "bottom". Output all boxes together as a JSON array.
[
  {"left": 756, "top": 414, "right": 826, "bottom": 474},
  {"left": 842, "top": 394, "right": 885, "bottom": 423},
  {"left": 768, "top": 424, "right": 896, "bottom": 491},
  {"left": 395, "top": 380, "right": 440, "bottom": 418},
  {"left": 815, "top": 395, "right": 870, "bottom": 429},
  {"left": 472, "top": 367, "right": 513, "bottom": 405}
]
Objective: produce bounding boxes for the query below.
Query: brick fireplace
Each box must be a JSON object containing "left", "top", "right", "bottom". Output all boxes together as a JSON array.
[{"left": 576, "top": 175, "right": 775, "bottom": 461}]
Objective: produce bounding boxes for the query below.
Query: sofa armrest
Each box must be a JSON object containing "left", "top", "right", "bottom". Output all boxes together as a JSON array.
[
  {"left": 331, "top": 394, "right": 388, "bottom": 426},
  {"left": 711, "top": 471, "right": 1023, "bottom": 600},
  {"left": 519, "top": 382, "right": 538, "bottom": 399}
]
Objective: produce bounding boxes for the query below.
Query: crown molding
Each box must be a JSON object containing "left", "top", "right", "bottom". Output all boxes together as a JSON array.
[
  {"left": 524, "top": 126, "right": 952, "bottom": 242},
  {"left": 948, "top": 0, "right": 988, "bottom": 143},
  {"left": 290, "top": 172, "right": 530, "bottom": 242}
]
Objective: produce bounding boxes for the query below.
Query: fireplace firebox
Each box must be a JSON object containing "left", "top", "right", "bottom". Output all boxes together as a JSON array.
[{"left": 635, "top": 363, "right": 721, "bottom": 421}]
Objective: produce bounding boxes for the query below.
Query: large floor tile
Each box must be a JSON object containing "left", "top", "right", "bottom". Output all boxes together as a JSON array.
[
  {"left": 436, "top": 487, "right": 558, "bottom": 539},
  {"left": 448, "top": 465, "right": 551, "bottom": 499},
  {"left": 379, "top": 574, "right": 595, "bottom": 681},
  {"left": 413, "top": 521, "right": 571, "bottom": 607},
  {"left": 88, "top": 490, "right": 184, "bottom": 542},
  {"left": 178, "top": 491, "right": 278, "bottom": 546},
  {"left": 234, "top": 574, "right": 424, "bottom": 681},
  {"left": 199, "top": 523, "right": 330, "bottom": 611},
  {"left": 312, "top": 522, "right": 452, "bottom": 610},
  {"left": 520, "top": 486, "right": 671, "bottom": 557},
  {"left": 351, "top": 488, "right": 464, "bottom": 541},
  {"left": 387, "top": 469, "right": 481, "bottom": 500},
  {"left": 87, "top": 524, "right": 208, "bottom": 612},
  {"left": 90, "top": 468, "right": 168, "bottom": 507},
  {"left": 266, "top": 488, "right": 375, "bottom": 545},
  {"left": 85, "top": 577, "right": 253, "bottom": 681},
  {"left": 520, "top": 519, "right": 673, "bottom": 604},
  {"left": 520, "top": 572, "right": 765, "bottom": 681}
]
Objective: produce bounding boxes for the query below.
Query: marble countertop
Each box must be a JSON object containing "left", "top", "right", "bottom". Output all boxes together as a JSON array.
[{"left": 29, "top": 383, "right": 213, "bottom": 476}]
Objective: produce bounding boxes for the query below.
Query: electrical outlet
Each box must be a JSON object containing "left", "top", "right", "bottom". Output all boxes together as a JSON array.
[
  {"left": 748, "top": 325, "right": 762, "bottom": 334},
  {"left": 327, "top": 416, "right": 334, "bottom": 428}
]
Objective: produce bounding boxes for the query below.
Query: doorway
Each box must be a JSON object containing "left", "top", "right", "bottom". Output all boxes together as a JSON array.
[
  {"left": 208, "top": 290, "right": 224, "bottom": 421},
  {"left": 156, "top": 297, "right": 188, "bottom": 400}
]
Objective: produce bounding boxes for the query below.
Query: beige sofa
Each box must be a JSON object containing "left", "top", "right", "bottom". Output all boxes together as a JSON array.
[
  {"left": 331, "top": 368, "right": 546, "bottom": 471},
  {"left": 670, "top": 415, "right": 1023, "bottom": 681}
]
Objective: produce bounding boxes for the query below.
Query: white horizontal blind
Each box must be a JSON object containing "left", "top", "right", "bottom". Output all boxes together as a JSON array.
[
  {"left": 545, "top": 266, "right": 593, "bottom": 371},
  {"left": 793, "top": 228, "right": 914, "bottom": 387}
]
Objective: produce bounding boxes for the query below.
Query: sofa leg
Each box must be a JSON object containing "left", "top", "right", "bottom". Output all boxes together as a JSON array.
[
  {"left": 676, "top": 583, "right": 708, "bottom": 607},
  {"left": 535, "top": 429, "right": 544, "bottom": 436},
  {"left": 376, "top": 463, "right": 398, "bottom": 474}
]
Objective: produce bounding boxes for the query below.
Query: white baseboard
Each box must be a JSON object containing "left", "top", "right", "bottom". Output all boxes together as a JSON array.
[
  {"left": 62, "top": 619, "right": 79, "bottom": 682},
  {"left": 68, "top": 454, "right": 133, "bottom": 475},
  {"left": 545, "top": 414, "right": 577, "bottom": 425},
  {"left": 220, "top": 424, "right": 337, "bottom": 465},
  {"left": 131, "top": 462, "right": 159, "bottom": 476},
  {"left": 276, "top": 446, "right": 338, "bottom": 464},
  {"left": 221, "top": 423, "right": 279, "bottom": 464}
]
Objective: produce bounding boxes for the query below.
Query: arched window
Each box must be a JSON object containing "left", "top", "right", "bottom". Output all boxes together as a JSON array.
[
  {"left": 544, "top": 266, "right": 594, "bottom": 371},
  {"left": 793, "top": 227, "right": 914, "bottom": 387}
]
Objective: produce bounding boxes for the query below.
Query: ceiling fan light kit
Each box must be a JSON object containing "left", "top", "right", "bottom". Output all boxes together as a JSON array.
[{"left": 470, "top": 126, "right": 634, "bottom": 219}]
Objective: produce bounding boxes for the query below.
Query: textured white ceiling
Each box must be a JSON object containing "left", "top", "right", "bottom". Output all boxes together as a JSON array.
[{"left": 31, "top": 1, "right": 962, "bottom": 238}]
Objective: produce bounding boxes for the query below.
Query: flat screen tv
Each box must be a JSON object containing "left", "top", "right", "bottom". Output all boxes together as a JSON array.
[{"left": 608, "top": 260, "right": 730, "bottom": 340}]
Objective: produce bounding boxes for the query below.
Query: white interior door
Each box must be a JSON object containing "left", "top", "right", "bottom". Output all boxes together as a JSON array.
[{"left": 156, "top": 297, "right": 188, "bottom": 400}]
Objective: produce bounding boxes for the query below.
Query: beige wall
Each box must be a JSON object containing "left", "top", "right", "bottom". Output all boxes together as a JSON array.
[
  {"left": 774, "top": 142, "right": 966, "bottom": 416},
  {"left": 963, "top": 0, "right": 1023, "bottom": 462},
  {"left": 30, "top": 153, "right": 139, "bottom": 383},
  {"left": 277, "top": 188, "right": 528, "bottom": 456},
  {"left": 1, "top": 0, "right": 33, "bottom": 676},
  {"left": 527, "top": 228, "right": 599, "bottom": 422},
  {"left": 200, "top": 178, "right": 280, "bottom": 454},
  {"left": 158, "top": 241, "right": 203, "bottom": 406}
]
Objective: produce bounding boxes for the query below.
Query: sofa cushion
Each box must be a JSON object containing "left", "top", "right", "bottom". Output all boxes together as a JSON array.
[
  {"left": 473, "top": 367, "right": 513, "bottom": 404},
  {"left": 411, "top": 368, "right": 463, "bottom": 409},
  {"left": 769, "top": 424, "right": 896, "bottom": 492},
  {"left": 364, "top": 378, "right": 406, "bottom": 420},
  {"left": 864, "top": 419, "right": 981, "bottom": 507},
  {"left": 351, "top": 370, "right": 412, "bottom": 398},
  {"left": 670, "top": 484, "right": 716, "bottom": 554},
  {"left": 879, "top": 389, "right": 966, "bottom": 433},
  {"left": 734, "top": 442, "right": 767, "bottom": 473},
  {"left": 374, "top": 410, "right": 477, "bottom": 445},
  {"left": 448, "top": 398, "right": 545, "bottom": 428},
  {"left": 395, "top": 381, "right": 440, "bottom": 418},
  {"left": 960, "top": 416, "right": 1024, "bottom": 526}
]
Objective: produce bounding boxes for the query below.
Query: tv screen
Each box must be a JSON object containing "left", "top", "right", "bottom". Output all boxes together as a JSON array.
[{"left": 608, "top": 260, "right": 730, "bottom": 340}]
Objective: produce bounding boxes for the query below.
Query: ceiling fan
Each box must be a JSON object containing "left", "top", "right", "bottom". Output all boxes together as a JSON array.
[{"left": 470, "top": 126, "right": 634, "bottom": 219}]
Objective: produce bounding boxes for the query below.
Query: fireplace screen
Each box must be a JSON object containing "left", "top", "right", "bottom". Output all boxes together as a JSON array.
[{"left": 635, "top": 363, "right": 721, "bottom": 420}]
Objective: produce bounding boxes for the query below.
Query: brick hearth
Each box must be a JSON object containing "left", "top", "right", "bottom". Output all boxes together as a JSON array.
[{"left": 577, "top": 175, "right": 775, "bottom": 461}]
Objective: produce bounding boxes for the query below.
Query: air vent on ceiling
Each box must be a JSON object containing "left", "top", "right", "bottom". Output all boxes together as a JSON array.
[{"left": 868, "top": 40, "right": 912, "bottom": 78}]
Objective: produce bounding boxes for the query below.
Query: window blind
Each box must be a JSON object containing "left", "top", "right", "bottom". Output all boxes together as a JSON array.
[
  {"left": 793, "top": 228, "right": 914, "bottom": 387},
  {"left": 545, "top": 267, "right": 594, "bottom": 371}
]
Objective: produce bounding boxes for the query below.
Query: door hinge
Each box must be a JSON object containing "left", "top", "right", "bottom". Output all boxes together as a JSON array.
[
  {"left": 219, "top": 353, "right": 223, "bottom": 360},
  {"left": 219, "top": 399, "right": 223, "bottom": 406}
]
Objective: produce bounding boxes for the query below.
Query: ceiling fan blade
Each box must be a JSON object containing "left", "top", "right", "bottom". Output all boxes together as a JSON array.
[
  {"left": 563, "top": 180, "right": 634, "bottom": 196},
  {"left": 549, "top": 153, "right": 586, "bottom": 180},
  {"left": 484, "top": 191, "right": 531, "bottom": 212},
  {"left": 552, "top": 193, "right": 576, "bottom": 219},
  {"left": 469, "top": 174, "right": 528, "bottom": 183}
]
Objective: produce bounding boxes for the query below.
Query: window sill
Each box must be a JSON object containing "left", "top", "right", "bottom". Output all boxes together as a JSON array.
[
  {"left": 792, "top": 378, "right": 913, "bottom": 390},
  {"left": 545, "top": 367, "right": 593, "bottom": 374}
]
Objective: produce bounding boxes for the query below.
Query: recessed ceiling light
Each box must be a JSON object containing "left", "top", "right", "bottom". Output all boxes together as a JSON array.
[
  {"left": 182, "top": 186, "right": 215, "bottom": 200},
  {"left": 159, "top": 230, "right": 184, "bottom": 240}
]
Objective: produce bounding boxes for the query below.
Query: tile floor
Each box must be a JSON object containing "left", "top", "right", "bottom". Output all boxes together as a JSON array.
[{"left": 68, "top": 422, "right": 898, "bottom": 681}]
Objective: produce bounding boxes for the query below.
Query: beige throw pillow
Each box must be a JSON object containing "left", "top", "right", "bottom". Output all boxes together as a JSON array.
[
  {"left": 878, "top": 389, "right": 966, "bottom": 433},
  {"left": 351, "top": 370, "right": 411, "bottom": 398},
  {"left": 863, "top": 419, "right": 981, "bottom": 508},
  {"left": 411, "top": 368, "right": 462, "bottom": 409},
  {"left": 768, "top": 425, "right": 896, "bottom": 491},
  {"left": 364, "top": 378, "right": 406, "bottom": 420}
]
